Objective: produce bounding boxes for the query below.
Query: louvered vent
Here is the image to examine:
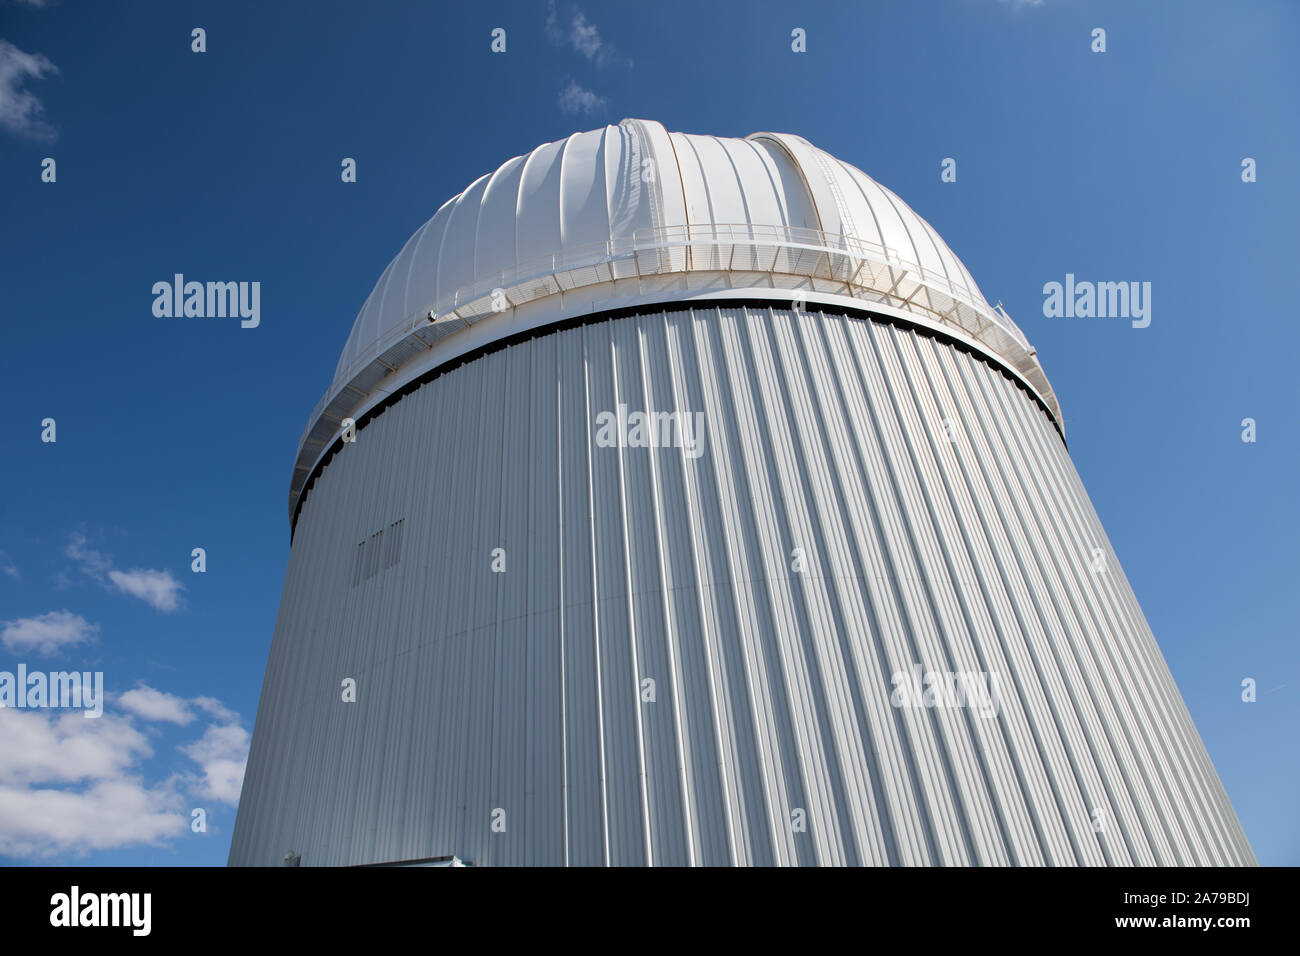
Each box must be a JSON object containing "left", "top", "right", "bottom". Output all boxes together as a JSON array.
[{"left": 351, "top": 519, "right": 406, "bottom": 587}]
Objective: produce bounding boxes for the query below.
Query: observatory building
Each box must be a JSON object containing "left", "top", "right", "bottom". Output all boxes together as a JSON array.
[{"left": 230, "top": 120, "right": 1253, "bottom": 866}]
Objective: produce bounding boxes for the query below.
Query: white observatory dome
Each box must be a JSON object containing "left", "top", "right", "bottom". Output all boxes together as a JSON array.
[
  {"left": 291, "top": 119, "right": 1057, "bottom": 521},
  {"left": 236, "top": 120, "right": 1255, "bottom": 869}
]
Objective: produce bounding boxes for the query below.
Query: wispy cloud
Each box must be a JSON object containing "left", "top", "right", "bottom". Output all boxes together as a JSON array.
[
  {"left": 64, "top": 534, "right": 112, "bottom": 578},
  {"left": 545, "top": 3, "right": 627, "bottom": 118},
  {"left": 65, "top": 533, "right": 184, "bottom": 613},
  {"left": 546, "top": 1, "right": 629, "bottom": 68},
  {"left": 569, "top": 10, "right": 603, "bottom": 62},
  {"left": 0, "top": 39, "right": 58, "bottom": 141},
  {"left": 117, "top": 684, "right": 196, "bottom": 725},
  {"left": 107, "top": 568, "right": 183, "bottom": 613},
  {"left": 0, "top": 550, "right": 18, "bottom": 579},
  {"left": 558, "top": 80, "right": 606, "bottom": 116},
  {"left": 1, "top": 610, "right": 98, "bottom": 656},
  {"left": 192, "top": 695, "right": 237, "bottom": 723}
]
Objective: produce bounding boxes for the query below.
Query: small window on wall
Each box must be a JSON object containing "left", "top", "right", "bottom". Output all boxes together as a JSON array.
[{"left": 351, "top": 518, "right": 406, "bottom": 587}]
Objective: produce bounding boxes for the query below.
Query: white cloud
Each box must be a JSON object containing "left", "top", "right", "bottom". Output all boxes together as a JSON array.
[
  {"left": 1, "top": 610, "right": 98, "bottom": 656},
  {"left": 181, "top": 721, "right": 249, "bottom": 806},
  {"left": 546, "top": 1, "right": 627, "bottom": 68},
  {"left": 569, "top": 11, "right": 603, "bottom": 61},
  {"left": 0, "top": 692, "right": 249, "bottom": 858},
  {"left": 545, "top": 0, "right": 565, "bottom": 44},
  {"left": 117, "top": 684, "right": 195, "bottom": 725},
  {"left": 65, "top": 533, "right": 112, "bottom": 579},
  {"left": 0, "top": 709, "right": 151, "bottom": 786},
  {"left": 0, "top": 550, "right": 18, "bottom": 579},
  {"left": 0, "top": 780, "right": 187, "bottom": 857},
  {"left": 192, "top": 695, "right": 237, "bottom": 723},
  {"left": 0, "top": 708, "right": 186, "bottom": 857},
  {"left": 0, "top": 39, "right": 57, "bottom": 141},
  {"left": 107, "top": 568, "right": 183, "bottom": 613},
  {"left": 65, "top": 533, "right": 184, "bottom": 613},
  {"left": 558, "top": 80, "right": 606, "bottom": 116}
]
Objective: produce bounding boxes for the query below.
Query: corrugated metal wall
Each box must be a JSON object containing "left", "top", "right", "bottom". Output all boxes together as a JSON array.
[{"left": 229, "top": 305, "right": 1255, "bottom": 866}]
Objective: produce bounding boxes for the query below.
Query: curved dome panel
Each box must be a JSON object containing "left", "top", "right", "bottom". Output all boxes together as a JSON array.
[{"left": 292, "top": 120, "right": 1057, "bottom": 522}]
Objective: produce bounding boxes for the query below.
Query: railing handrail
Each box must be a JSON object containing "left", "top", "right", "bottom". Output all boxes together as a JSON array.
[{"left": 298, "top": 223, "right": 1027, "bottom": 452}]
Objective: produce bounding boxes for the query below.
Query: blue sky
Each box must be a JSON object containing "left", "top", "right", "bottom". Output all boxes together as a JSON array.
[{"left": 0, "top": 0, "right": 1295, "bottom": 866}]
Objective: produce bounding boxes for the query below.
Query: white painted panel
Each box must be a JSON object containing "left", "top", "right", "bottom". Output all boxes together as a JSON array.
[
  {"left": 515, "top": 139, "right": 565, "bottom": 266},
  {"left": 474, "top": 155, "right": 526, "bottom": 291},
  {"left": 558, "top": 129, "right": 608, "bottom": 249}
]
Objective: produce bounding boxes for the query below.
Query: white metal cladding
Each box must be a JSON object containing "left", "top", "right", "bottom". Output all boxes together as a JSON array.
[
  {"left": 290, "top": 120, "right": 1058, "bottom": 522},
  {"left": 231, "top": 306, "right": 1254, "bottom": 867}
]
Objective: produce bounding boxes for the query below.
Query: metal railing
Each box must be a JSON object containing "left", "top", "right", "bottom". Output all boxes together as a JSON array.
[{"left": 291, "top": 223, "right": 1055, "bottom": 519}]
